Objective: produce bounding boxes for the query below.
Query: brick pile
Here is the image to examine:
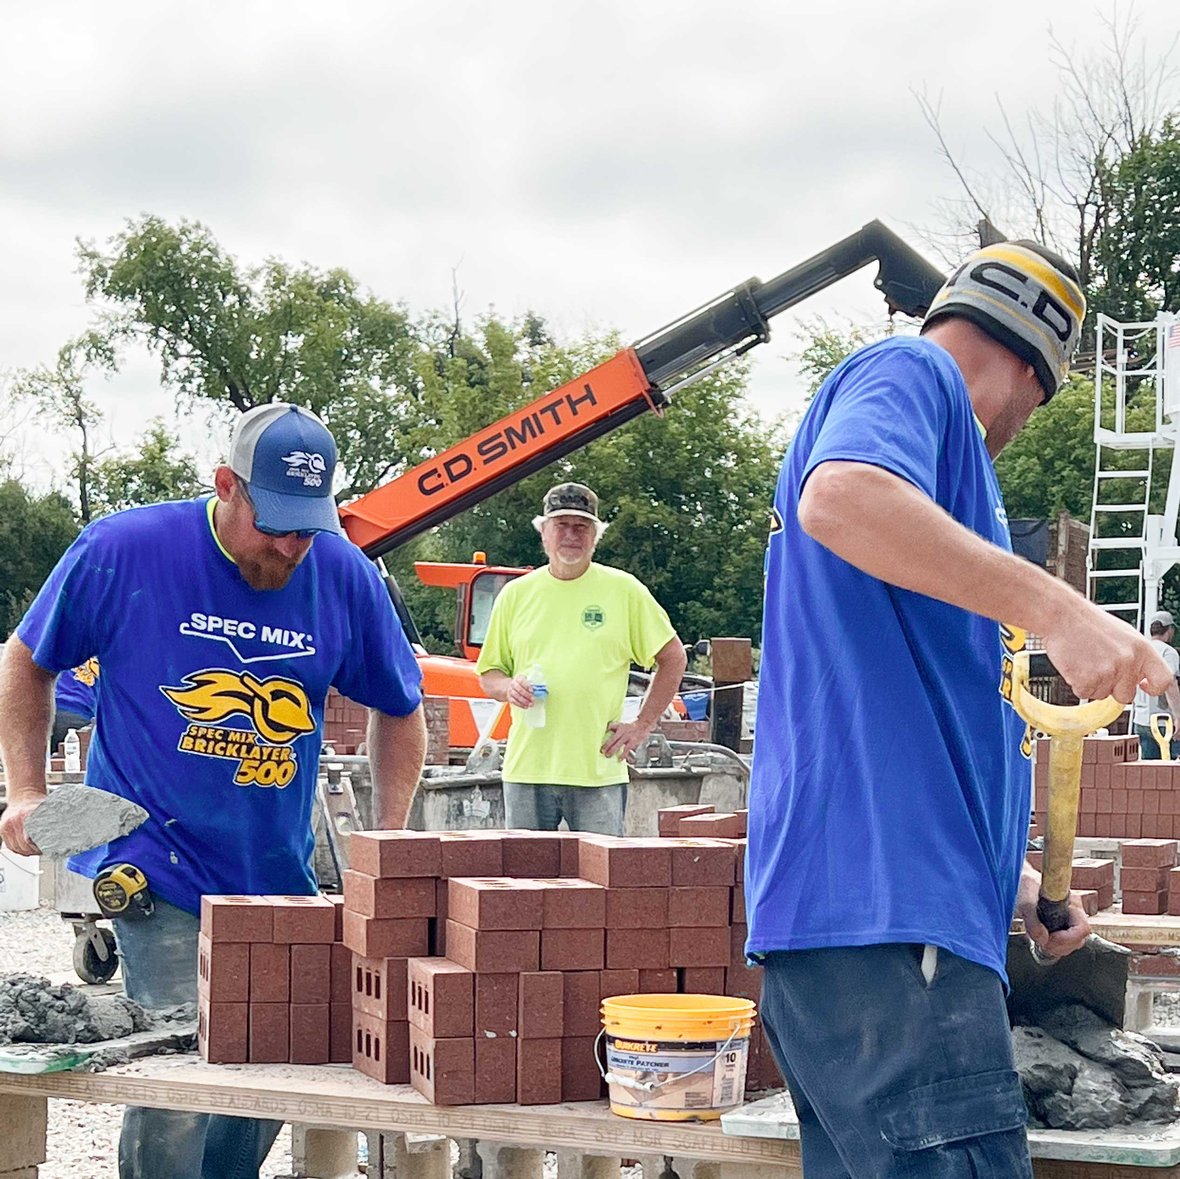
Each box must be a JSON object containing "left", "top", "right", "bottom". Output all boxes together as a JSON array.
[
  {"left": 199, "top": 819, "right": 782, "bottom": 1104},
  {"left": 197, "top": 893, "right": 352, "bottom": 1065},
  {"left": 1032, "top": 735, "right": 1180, "bottom": 839},
  {"left": 1026, "top": 839, "right": 1180, "bottom": 916},
  {"left": 322, "top": 691, "right": 451, "bottom": 762}
]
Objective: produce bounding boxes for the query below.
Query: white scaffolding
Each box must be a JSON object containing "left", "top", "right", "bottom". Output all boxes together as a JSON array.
[{"left": 1088, "top": 312, "right": 1180, "bottom": 629}]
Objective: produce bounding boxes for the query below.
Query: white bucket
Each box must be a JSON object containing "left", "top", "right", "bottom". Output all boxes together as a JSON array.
[{"left": 0, "top": 847, "right": 41, "bottom": 911}]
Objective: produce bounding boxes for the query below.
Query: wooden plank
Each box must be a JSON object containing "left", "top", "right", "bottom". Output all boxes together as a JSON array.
[{"left": 0, "top": 1056, "right": 800, "bottom": 1166}]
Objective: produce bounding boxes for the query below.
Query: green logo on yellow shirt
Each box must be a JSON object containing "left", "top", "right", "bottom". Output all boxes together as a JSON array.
[{"left": 582, "top": 605, "right": 605, "bottom": 629}]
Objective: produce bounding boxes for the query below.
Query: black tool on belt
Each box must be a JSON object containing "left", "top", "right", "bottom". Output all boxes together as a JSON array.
[{"left": 93, "top": 863, "right": 154, "bottom": 920}]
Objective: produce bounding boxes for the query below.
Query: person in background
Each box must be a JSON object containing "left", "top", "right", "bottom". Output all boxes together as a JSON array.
[
  {"left": 0, "top": 403, "right": 426, "bottom": 1179},
  {"left": 477, "top": 482, "right": 686, "bottom": 836},
  {"left": 745, "top": 241, "right": 1171, "bottom": 1178},
  {"left": 1132, "top": 610, "right": 1180, "bottom": 759},
  {"left": 50, "top": 657, "right": 99, "bottom": 754}
]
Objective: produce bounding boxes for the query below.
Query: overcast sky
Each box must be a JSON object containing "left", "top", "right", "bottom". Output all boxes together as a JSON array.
[{"left": 2, "top": 0, "right": 1178, "bottom": 494}]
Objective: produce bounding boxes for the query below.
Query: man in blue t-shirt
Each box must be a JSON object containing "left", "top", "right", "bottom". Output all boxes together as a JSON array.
[
  {"left": 0, "top": 404, "right": 426, "bottom": 1179},
  {"left": 746, "top": 242, "right": 1171, "bottom": 1178}
]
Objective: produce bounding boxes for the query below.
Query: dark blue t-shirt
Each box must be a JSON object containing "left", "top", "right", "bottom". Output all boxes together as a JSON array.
[
  {"left": 19, "top": 497, "right": 423, "bottom": 914},
  {"left": 55, "top": 659, "right": 99, "bottom": 722},
  {"left": 745, "top": 337, "right": 1030, "bottom": 981}
]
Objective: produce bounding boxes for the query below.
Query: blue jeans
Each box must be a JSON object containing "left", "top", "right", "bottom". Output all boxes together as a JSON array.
[
  {"left": 1135, "top": 724, "right": 1180, "bottom": 760},
  {"left": 759, "top": 944, "right": 1031, "bottom": 1178},
  {"left": 114, "top": 897, "right": 283, "bottom": 1179},
  {"left": 502, "top": 781, "right": 627, "bottom": 835}
]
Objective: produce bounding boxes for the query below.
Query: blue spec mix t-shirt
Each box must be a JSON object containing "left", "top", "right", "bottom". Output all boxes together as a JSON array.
[
  {"left": 19, "top": 497, "right": 423, "bottom": 915},
  {"left": 745, "top": 337, "right": 1031, "bottom": 982}
]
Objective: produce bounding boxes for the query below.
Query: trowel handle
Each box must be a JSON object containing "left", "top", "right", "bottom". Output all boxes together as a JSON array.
[{"left": 1036, "top": 894, "right": 1071, "bottom": 934}]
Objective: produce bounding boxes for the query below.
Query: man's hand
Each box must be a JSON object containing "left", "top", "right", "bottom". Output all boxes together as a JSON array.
[
  {"left": 1016, "top": 863, "right": 1090, "bottom": 960},
  {"left": 601, "top": 720, "right": 653, "bottom": 762},
  {"left": 505, "top": 674, "right": 537, "bottom": 710},
  {"left": 0, "top": 796, "right": 46, "bottom": 858}
]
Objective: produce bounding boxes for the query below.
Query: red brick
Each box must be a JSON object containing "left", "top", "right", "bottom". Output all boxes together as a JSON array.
[
  {"left": 290, "top": 1003, "right": 330, "bottom": 1064},
  {"left": 249, "top": 1002, "right": 290, "bottom": 1063},
  {"left": 1097, "top": 883, "right": 1115, "bottom": 911},
  {"left": 438, "top": 832, "right": 504, "bottom": 878},
  {"left": 446, "top": 921, "right": 539, "bottom": 973},
  {"left": 516, "top": 1038, "right": 562, "bottom": 1105},
  {"left": 267, "top": 895, "right": 338, "bottom": 944},
  {"left": 330, "top": 942, "right": 352, "bottom": 1003},
  {"left": 354, "top": 1011, "right": 410, "bottom": 1084},
  {"left": 541, "top": 928, "right": 605, "bottom": 971},
  {"left": 1076, "top": 889, "right": 1100, "bottom": 916},
  {"left": 500, "top": 831, "right": 563, "bottom": 877},
  {"left": 539, "top": 879, "right": 606, "bottom": 928},
  {"left": 200, "top": 895, "right": 273, "bottom": 943},
  {"left": 433, "top": 878, "right": 450, "bottom": 954},
  {"left": 1121, "top": 865, "right": 1173, "bottom": 892},
  {"left": 408, "top": 958, "right": 474, "bottom": 1038},
  {"left": 725, "top": 964, "right": 762, "bottom": 1002},
  {"left": 249, "top": 943, "right": 290, "bottom": 1003},
  {"left": 198, "top": 997, "right": 247, "bottom": 1063},
  {"left": 342, "top": 872, "right": 436, "bottom": 919},
  {"left": 353, "top": 954, "right": 408, "bottom": 1021},
  {"left": 638, "top": 968, "right": 678, "bottom": 992},
  {"left": 475, "top": 972, "right": 519, "bottom": 1037},
  {"left": 604, "top": 887, "right": 667, "bottom": 929},
  {"left": 1123, "top": 889, "right": 1169, "bottom": 915},
  {"left": 676, "top": 813, "right": 745, "bottom": 839},
  {"left": 329, "top": 1001, "right": 352, "bottom": 1063},
  {"left": 349, "top": 831, "right": 441, "bottom": 879},
  {"left": 1070, "top": 858, "right": 1115, "bottom": 890},
  {"left": 1126, "top": 814, "right": 1143, "bottom": 838},
  {"left": 329, "top": 894, "right": 345, "bottom": 939},
  {"left": 1169, "top": 887, "right": 1180, "bottom": 916},
  {"left": 342, "top": 911, "right": 430, "bottom": 959},
  {"left": 1122, "top": 839, "right": 1179, "bottom": 868},
  {"left": 578, "top": 837, "right": 671, "bottom": 888},
  {"left": 731, "top": 886, "right": 746, "bottom": 923},
  {"left": 290, "top": 943, "right": 332, "bottom": 1004},
  {"left": 562, "top": 972, "right": 601, "bottom": 1037},
  {"left": 561, "top": 1036, "right": 604, "bottom": 1102},
  {"left": 657, "top": 804, "right": 715, "bottom": 837},
  {"left": 559, "top": 834, "right": 583, "bottom": 876},
  {"left": 665, "top": 838, "right": 739, "bottom": 886},
  {"left": 669, "top": 926, "right": 730, "bottom": 968},
  {"left": 410, "top": 1028, "right": 475, "bottom": 1105},
  {"left": 475, "top": 1036, "right": 517, "bottom": 1103},
  {"left": 598, "top": 969, "right": 640, "bottom": 998},
  {"left": 731, "top": 923, "right": 749, "bottom": 966},
  {"left": 606, "top": 928, "right": 669, "bottom": 970},
  {"left": 680, "top": 967, "right": 727, "bottom": 994},
  {"left": 448, "top": 878, "right": 545, "bottom": 930},
  {"left": 667, "top": 887, "right": 731, "bottom": 928},
  {"left": 515, "top": 971, "right": 564, "bottom": 1040},
  {"left": 198, "top": 934, "right": 249, "bottom": 1003}
]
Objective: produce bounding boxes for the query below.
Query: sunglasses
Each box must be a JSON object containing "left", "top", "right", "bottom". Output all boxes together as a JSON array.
[{"left": 236, "top": 479, "right": 318, "bottom": 540}]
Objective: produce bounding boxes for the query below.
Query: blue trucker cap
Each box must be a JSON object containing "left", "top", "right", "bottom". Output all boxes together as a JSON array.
[{"left": 227, "top": 404, "right": 341, "bottom": 535}]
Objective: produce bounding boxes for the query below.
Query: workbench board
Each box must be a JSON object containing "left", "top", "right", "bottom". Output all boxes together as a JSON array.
[
  {"left": 1090, "top": 911, "right": 1180, "bottom": 948},
  {"left": 0, "top": 1054, "right": 799, "bottom": 1165},
  {"left": 724, "top": 1092, "right": 1180, "bottom": 1167}
]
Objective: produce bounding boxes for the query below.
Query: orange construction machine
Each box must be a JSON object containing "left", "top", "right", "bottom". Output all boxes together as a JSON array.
[{"left": 338, "top": 221, "right": 945, "bottom": 748}]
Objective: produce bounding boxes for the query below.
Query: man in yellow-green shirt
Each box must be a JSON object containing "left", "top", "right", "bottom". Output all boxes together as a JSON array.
[{"left": 477, "top": 482, "right": 687, "bottom": 835}]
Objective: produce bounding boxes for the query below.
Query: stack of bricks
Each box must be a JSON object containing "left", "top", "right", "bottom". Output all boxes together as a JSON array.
[
  {"left": 1032, "top": 734, "right": 1180, "bottom": 839},
  {"left": 198, "top": 894, "right": 352, "bottom": 1065},
  {"left": 199, "top": 822, "right": 783, "bottom": 1104},
  {"left": 1122, "top": 839, "right": 1179, "bottom": 915},
  {"left": 321, "top": 691, "right": 451, "bottom": 763},
  {"left": 1026, "top": 850, "right": 1116, "bottom": 916}
]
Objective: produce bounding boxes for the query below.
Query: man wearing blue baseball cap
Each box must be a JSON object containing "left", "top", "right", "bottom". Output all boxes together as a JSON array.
[{"left": 0, "top": 402, "right": 426, "bottom": 1179}]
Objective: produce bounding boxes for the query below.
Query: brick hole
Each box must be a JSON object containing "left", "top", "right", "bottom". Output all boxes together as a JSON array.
[
  {"left": 355, "top": 965, "right": 363, "bottom": 993},
  {"left": 375, "top": 1036, "right": 381, "bottom": 1062},
  {"left": 425, "top": 1053, "right": 432, "bottom": 1081},
  {"left": 375, "top": 976, "right": 382, "bottom": 1000},
  {"left": 424, "top": 990, "right": 430, "bottom": 1015},
  {"left": 356, "top": 1029, "right": 363, "bottom": 1053}
]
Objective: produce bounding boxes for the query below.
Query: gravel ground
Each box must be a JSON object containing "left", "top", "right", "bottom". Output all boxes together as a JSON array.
[{"left": 0, "top": 904, "right": 293, "bottom": 1179}]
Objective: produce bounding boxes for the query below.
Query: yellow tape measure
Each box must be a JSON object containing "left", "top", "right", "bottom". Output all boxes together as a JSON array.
[{"left": 93, "top": 864, "right": 154, "bottom": 921}]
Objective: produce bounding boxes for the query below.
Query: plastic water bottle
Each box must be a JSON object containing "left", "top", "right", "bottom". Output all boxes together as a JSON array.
[
  {"left": 63, "top": 729, "right": 81, "bottom": 773},
  {"left": 524, "top": 665, "right": 548, "bottom": 729}
]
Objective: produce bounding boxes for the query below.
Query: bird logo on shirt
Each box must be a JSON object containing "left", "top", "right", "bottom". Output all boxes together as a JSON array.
[{"left": 161, "top": 670, "right": 315, "bottom": 744}]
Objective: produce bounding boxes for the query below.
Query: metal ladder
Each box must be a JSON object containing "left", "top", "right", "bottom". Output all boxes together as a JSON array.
[{"left": 1086, "top": 441, "right": 1153, "bottom": 632}]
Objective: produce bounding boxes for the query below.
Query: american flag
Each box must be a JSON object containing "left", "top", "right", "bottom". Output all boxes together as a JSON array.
[{"left": 1169, "top": 320, "right": 1180, "bottom": 348}]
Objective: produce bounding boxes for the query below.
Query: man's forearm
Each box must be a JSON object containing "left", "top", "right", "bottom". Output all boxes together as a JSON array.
[
  {"left": 637, "top": 641, "right": 688, "bottom": 730},
  {"left": 0, "top": 638, "right": 55, "bottom": 803},
  {"left": 479, "top": 670, "right": 513, "bottom": 703},
  {"left": 366, "top": 705, "right": 427, "bottom": 829}
]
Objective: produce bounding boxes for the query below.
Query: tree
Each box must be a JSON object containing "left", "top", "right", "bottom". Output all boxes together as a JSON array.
[
  {"left": 792, "top": 316, "right": 894, "bottom": 400},
  {"left": 77, "top": 215, "right": 430, "bottom": 500},
  {"left": 0, "top": 479, "right": 79, "bottom": 638},
  {"left": 13, "top": 332, "right": 118, "bottom": 523},
  {"left": 87, "top": 420, "right": 208, "bottom": 518}
]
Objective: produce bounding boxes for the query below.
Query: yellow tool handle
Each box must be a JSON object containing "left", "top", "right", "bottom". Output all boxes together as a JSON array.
[
  {"left": 1009, "top": 653, "right": 1123, "bottom": 933},
  {"left": 1151, "top": 712, "right": 1174, "bottom": 762}
]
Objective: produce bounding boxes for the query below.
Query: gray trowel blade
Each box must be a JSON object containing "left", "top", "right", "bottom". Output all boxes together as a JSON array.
[
  {"left": 1006, "top": 931, "right": 1131, "bottom": 1029},
  {"left": 25, "top": 784, "right": 149, "bottom": 858}
]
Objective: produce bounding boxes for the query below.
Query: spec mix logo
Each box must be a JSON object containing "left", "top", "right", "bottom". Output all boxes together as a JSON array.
[{"left": 282, "top": 450, "right": 327, "bottom": 488}]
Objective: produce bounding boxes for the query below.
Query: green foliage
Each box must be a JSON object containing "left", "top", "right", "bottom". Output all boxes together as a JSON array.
[
  {"left": 88, "top": 420, "right": 208, "bottom": 518},
  {"left": 792, "top": 317, "right": 892, "bottom": 398},
  {"left": 77, "top": 215, "right": 428, "bottom": 500},
  {"left": 1089, "top": 116, "right": 1180, "bottom": 321},
  {"left": 0, "top": 479, "right": 79, "bottom": 638}
]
